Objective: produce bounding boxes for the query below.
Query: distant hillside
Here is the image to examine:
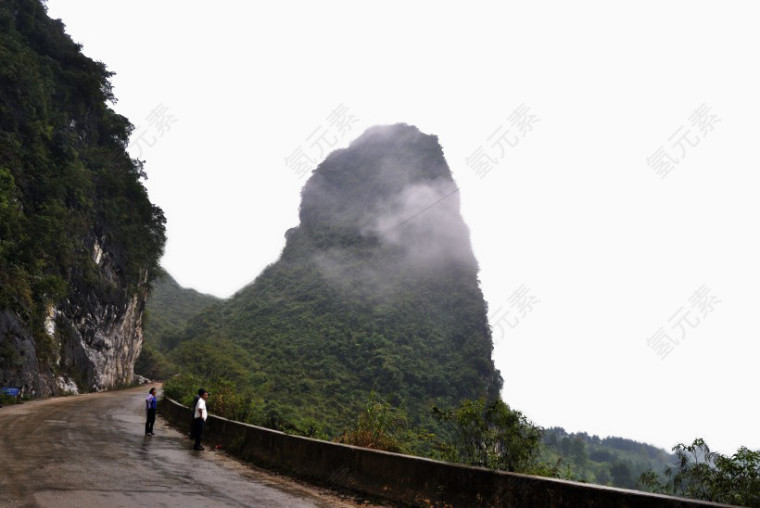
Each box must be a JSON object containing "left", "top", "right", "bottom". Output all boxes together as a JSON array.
[
  {"left": 542, "top": 427, "right": 676, "bottom": 488},
  {"left": 143, "top": 273, "right": 219, "bottom": 346},
  {"left": 156, "top": 124, "right": 502, "bottom": 435},
  {"left": 135, "top": 273, "right": 219, "bottom": 379}
]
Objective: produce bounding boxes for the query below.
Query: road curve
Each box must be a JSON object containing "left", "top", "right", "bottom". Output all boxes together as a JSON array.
[{"left": 0, "top": 386, "right": 357, "bottom": 507}]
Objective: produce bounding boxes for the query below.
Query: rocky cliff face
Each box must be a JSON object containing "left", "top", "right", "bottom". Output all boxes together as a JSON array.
[
  {"left": 0, "top": 0, "right": 165, "bottom": 396},
  {"left": 0, "top": 298, "right": 146, "bottom": 397},
  {"left": 0, "top": 239, "right": 150, "bottom": 396}
]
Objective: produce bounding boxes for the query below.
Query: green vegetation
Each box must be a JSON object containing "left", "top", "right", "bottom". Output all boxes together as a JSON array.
[
  {"left": 434, "top": 398, "right": 555, "bottom": 475},
  {"left": 136, "top": 274, "right": 219, "bottom": 379},
  {"left": 0, "top": 391, "right": 21, "bottom": 406},
  {"left": 540, "top": 427, "right": 677, "bottom": 488},
  {"left": 0, "top": 0, "right": 165, "bottom": 373},
  {"left": 166, "top": 366, "right": 760, "bottom": 502},
  {"left": 164, "top": 373, "right": 552, "bottom": 474},
  {"left": 539, "top": 430, "right": 760, "bottom": 501},
  {"left": 639, "top": 438, "right": 760, "bottom": 507},
  {"left": 337, "top": 392, "right": 414, "bottom": 453},
  {"left": 142, "top": 273, "right": 220, "bottom": 346}
]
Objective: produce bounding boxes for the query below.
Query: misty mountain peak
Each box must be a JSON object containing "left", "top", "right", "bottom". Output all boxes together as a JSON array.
[
  {"left": 160, "top": 123, "right": 502, "bottom": 434},
  {"left": 296, "top": 124, "right": 473, "bottom": 270}
]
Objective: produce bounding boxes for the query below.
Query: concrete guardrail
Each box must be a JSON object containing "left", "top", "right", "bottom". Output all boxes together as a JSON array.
[{"left": 159, "top": 397, "right": 731, "bottom": 507}]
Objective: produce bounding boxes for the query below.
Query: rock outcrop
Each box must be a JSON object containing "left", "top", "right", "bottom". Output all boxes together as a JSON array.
[{"left": 0, "top": 243, "right": 151, "bottom": 396}]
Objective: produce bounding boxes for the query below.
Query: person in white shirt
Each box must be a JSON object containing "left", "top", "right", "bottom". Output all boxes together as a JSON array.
[{"left": 193, "top": 388, "right": 209, "bottom": 450}]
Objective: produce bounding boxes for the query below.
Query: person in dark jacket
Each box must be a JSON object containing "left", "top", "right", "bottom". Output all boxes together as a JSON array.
[{"left": 145, "top": 387, "right": 157, "bottom": 436}]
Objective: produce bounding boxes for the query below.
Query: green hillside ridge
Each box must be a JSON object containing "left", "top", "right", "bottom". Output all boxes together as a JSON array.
[
  {"left": 541, "top": 427, "right": 677, "bottom": 488},
  {"left": 136, "top": 273, "right": 219, "bottom": 379},
  {"left": 144, "top": 273, "right": 220, "bottom": 344}
]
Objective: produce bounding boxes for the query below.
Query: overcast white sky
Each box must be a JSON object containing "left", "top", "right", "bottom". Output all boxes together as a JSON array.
[{"left": 45, "top": 1, "right": 758, "bottom": 455}]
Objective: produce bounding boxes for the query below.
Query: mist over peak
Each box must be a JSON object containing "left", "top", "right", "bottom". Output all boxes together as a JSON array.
[{"left": 295, "top": 124, "right": 476, "bottom": 276}]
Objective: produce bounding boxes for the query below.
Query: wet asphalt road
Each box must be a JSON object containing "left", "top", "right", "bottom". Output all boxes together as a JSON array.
[{"left": 0, "top": 386, "right": 356, "bottom": 507}]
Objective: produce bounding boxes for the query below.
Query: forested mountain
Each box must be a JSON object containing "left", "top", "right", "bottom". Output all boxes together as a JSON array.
[
  {"left": 0, "top": 0, "right": 165, "bottom": 395},
  {"left": 154, "top": 124, "right": 503, "bottom": 435},
  {"left": 141, "top": 125, "right": 687, "bottom": 492},
  {"left": 542, "top": 427, "right": 677, "bottom": 488},
  {"left": 142, "top": 273, "right": 219, "bottom": 346},
  {"left": 136, "top": 274, "right": 219, "bottom": 379}
]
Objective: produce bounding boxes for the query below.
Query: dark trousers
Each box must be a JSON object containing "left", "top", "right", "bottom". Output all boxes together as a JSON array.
[
  {"left": 193, "top": 417, "right": 205, "bottom": 448},
  {"left": 145, "top": 408, "right": 156, "bottom": 434}
]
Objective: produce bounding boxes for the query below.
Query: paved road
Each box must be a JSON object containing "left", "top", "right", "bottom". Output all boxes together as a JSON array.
[{"left": 0, "top": 386, "right": 357, "bottom": 507}]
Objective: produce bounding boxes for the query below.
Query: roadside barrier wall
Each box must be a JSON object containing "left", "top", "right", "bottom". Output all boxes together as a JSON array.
[{"left": 160, "top": 397, "right": 727, "bottom": 507}]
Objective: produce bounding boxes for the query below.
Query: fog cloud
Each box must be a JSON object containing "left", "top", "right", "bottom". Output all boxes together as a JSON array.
[
  {"left": 369, "top": 177, "right": 476, "bottom": 269},
  {"left": 300, "top": 124, "right": 479, "bottom": 295}
]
